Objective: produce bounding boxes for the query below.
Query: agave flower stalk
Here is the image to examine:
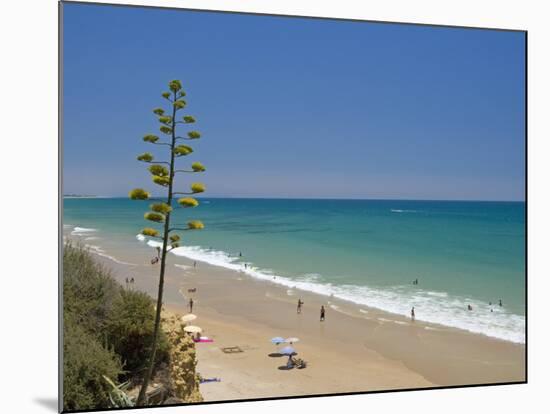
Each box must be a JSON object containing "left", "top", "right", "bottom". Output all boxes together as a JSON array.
[{"left": 129, "top": 80, "right": 206, "bottom": 405}]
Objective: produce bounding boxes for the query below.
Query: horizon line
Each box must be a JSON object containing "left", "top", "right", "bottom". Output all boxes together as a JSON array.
[{"left": 63, "top": 195, "right": 526, "bottom": 203}]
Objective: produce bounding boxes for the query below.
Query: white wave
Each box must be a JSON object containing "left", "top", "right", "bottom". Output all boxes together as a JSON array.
[
  {"left": 297, "top": 273, "right": 322, "bottom": 283},
  {"left": 72, "top": 227, "right": 97, "bottom": 235},
  {"left": 425, "top": 291, "right": 448, "bottom": 298},
  {"left": 84, "top": 236, "right": 100, "bottom": 241},
  {"left": 174, "top": 264, "right": 191, "bottom": 271},
  {"left": 359, "top": 309, "right": 369, "bottom": 314},
  {"left": 74, "top": 227, "right": 96, "bottom": 232},
  {"left": 390, "top": 209, "right": 418, "bottom": 213},
  {"left": 136, "top": 234, "right": 146, "bottom": 242},
  {"left": 84, "top": 244, "right": 136, "bottom": 266},
  {"left": 147, "top": 239, "right": 163, "bottom": 249},
  {"left": 134, "top": 238, "right": 525, "bottom": 344}
]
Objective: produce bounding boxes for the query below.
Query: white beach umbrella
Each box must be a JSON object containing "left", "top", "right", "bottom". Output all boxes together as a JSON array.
[
  {"left": 280, "top": 346, "right": 297, "bottom": 356},
  {"left": 285, "top": 337, "right": 300, "bottom": 344},
  {"left": 181, "top": 314, "right": 197, "bottom": 323},
  {"left": 184, "top": 325, "right": 202, "bottom": 334}
]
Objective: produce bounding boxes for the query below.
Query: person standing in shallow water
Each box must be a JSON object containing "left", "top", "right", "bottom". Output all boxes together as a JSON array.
[
  {"left": 297, "top": 299, "right": 304, "bottom": 314},
  {"left": 189, "top": 298, "right": 194, "bottom": 313},
  {"left": 411, "top": 307, "right": 415, "bottom": 321},
  {"left": 320, "top": 305, "right": 325, "bottom": 321}
]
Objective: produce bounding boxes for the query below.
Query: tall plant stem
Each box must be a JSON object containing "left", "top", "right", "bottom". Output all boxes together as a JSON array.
[{"left": 136, "top": 90, "right": 178, "bottom": 405}]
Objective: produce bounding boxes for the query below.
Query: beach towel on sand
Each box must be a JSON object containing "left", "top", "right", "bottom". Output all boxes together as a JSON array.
[
  {"left": 200, "top": 378, "right": 221, "bottom": 383},
  {"left": 193, "top": 336, "right": 214, "bottom": 343}
]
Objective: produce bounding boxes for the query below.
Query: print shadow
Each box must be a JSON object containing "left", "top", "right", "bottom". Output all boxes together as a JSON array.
[{"left": 34, "top": 397, "right": 58, "bottom": 412}]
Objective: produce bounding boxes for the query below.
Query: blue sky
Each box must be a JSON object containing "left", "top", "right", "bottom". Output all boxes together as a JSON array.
[{"left": 62, "top": 3, "right": 525, "bottom": 200}]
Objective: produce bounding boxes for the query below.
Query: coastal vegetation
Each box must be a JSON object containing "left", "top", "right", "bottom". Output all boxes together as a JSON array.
[
  {"left": 129, "top": 79, "right": 206, "bottom": 405},
  {"left": 63, "top": 243, "right": 201, "bottom": 410}
]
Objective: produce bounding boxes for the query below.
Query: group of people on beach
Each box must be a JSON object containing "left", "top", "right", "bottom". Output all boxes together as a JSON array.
[
  {"left": 296, "top": 298, "right": 326, "bottom": 322},
  {"left": 125, "top": 277, "right": 135, "bottom": 288},
  {"left": 468, "top": 299, "right": 503, "bottom": 312},
  {"left": 409, "top": 276, "right": 505, "bottom": 320},
  {"left": 237, "top": 252, "right": 252, "bottom": 270},
  {"left": 410, "top": 300, "right": 504, "bottom": 322}
]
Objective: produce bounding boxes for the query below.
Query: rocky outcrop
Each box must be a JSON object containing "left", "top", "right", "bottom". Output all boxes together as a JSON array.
[{"left": 162, "top": 312, "right": 203, "bottom": 403}]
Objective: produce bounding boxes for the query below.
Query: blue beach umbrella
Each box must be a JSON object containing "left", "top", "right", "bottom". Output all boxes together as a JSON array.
[
  {"left": 271, "top": 337, "right": 285, "bottom": 345},
  {"left": 279, "top": 346, "right": 297, "bottom": 356}
]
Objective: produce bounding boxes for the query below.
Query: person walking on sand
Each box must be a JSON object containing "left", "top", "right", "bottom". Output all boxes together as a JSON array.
[
  {"left": 189, "top": 298, "right": 194, "bottom": 313},
  {"left": 193, "top": 261, "right": 197, "bottom": 268},
  {"left": 320, "top": 305, "right": 325, "bottom": 321},
  {"left": 411, "top": 307, "right": 415, "bottom": 321},
  {"left": 297, "top": 299, "right": 304, "bottom": 314}
]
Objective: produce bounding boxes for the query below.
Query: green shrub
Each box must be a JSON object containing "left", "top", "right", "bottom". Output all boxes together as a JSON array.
[
  {"left": 63, "top": 244, "right": 119, "bottom": 337},
  {"left": 63, "top": 315, "right": 123, "bottom": 411},
  {"left": 106, "top": 289, "right": 170, "bottom": 380},
  {"left": 63, "top": 243, "right": 172, "bottom": 409}
]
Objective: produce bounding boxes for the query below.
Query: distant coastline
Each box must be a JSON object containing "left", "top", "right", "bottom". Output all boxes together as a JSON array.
[{"left": 63, "top": 194, "right": 99, "bottom": 198}]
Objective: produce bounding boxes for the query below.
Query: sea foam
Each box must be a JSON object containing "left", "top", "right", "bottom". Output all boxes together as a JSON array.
[
  {"left": 71, "top": 227, "right": 98, "bottom": 235},
  {"left": 84, "top": 244, "right": 136, "bottom": 266}
]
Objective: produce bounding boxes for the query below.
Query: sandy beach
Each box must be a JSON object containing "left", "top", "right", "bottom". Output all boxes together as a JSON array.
[{"left": 79, "top": 243, "right": 525, "bottom": 402}]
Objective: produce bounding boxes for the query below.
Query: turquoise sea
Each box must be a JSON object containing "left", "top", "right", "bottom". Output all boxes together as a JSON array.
[{"left": 63, "top": 198, "right": 526, "bottom": 343}]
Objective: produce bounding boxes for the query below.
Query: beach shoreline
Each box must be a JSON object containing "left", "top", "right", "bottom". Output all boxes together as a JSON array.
[{"left": 66, "top": 234, "right": 525, "bottom": 402}]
